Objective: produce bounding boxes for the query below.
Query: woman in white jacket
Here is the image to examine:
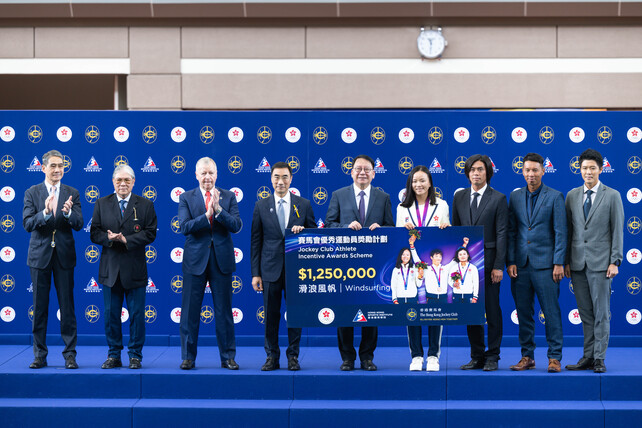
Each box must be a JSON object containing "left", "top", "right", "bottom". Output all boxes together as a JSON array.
[
  {"left": 448, "top": 246, "right": 479, "bottom": 303},
  {"left": 395, "top": 165, "right": 450, "bottom": 372},
  {"left": 390, "top": 248, "right": 419, "bottom": 304}
]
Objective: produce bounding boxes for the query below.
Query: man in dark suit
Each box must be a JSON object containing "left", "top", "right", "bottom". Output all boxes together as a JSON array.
[
  {"left": 178, "top": 157, "right": 242, "bottom": 370},
  {"left": 325, "top": 154, "right": 394, "bottom": 371},
  {"left": 507, "top": 153, "right": 567, "bottom": 373},
  {"left": 23, "top": 149, "right": 83, "bottom": 369},
  {"left": 452, "top": 154, "right": 508, "bottom": 371},
  {"left": 251, "top": 161, "right": 317, "bottom": 371},
  {"left": 90, "top": 165, "right": 157, "bottom": 369},
  {"left": 564, "top": 148, "right": 624, "bottom": 373}
]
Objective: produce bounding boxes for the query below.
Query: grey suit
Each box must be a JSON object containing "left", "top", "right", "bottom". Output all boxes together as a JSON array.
[{"left": 565, "top": 182, "right": 624, "bottom": 360}]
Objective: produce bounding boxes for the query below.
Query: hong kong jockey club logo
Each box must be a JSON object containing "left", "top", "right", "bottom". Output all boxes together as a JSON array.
[
  {"left": 171, "top": 275, "right": 183, "bottom": 293},
  {"left": 454, "top": 156, "right": 467, "bottom": 175},
  {"left": 171, "top": 155, "right": 186, "bottom": 174},
  {"left": 370, "top": 127, "right": 385, "bottom": 145},
  {"left": 256, "top": 306, "right": 265, "bottom": 324},
  {"left": 286, "top": 156, "right": 300, "bottom": 174},
  {"left": 428, "top": 126, "right": 443, "bottom": 145},
  {"left": 142, "top": 126, "right": 157, "bottom": 144},
  {"left": 512, "top": 156, "right": 524, "bottom": 174},
  {"left": 627, "top": 277, "right": 640, "bottom": 295},
  {"left": 1, "top": 274, "right": 15, "bottom": 292},
  {"left": 85, "top": 305, "right": 100, "bottom": 323},
  {"left": 597, "top": 126, "right": 612, "bottom": 144},
  {"left": 1, "top": 155, "right": 15, "bottom": 173},
  {"left": 627, "top": 217, "right": 641, "bottom": 235},
  {"left": 145, "top": 305, "right": 157, "bottom": 323},
  {"left": 406, "top": 308, "right": 417, "bottom": 321},
  {"left": 628, "top": 156, "right": 641, "bottom": 174},
  {"left": 143, "top": 186, "right": 157, "bottom": 202},
  {"left": 341, "top": 156, "right": 354, "bottom": 175},
  {"left": 313, "top": 187, "right": 328, "bottom": 205},
  {"left": 201, "top": 306, "right": 214, "bottom": 324},
  {"left": 539, "top": 126, "right": 554, "bottom": 144},
  {"left": 1, "top": 215, "right": 15, "bottom": 233},
  {"left": 171, "top": 216, "right": 181, "bottom": 233},
  {"left": 257, "top": 186, "right": 272, "bottom": 200},
  {"left": 228, "top": 156, "right": 243, "bottom": 174},
  {"left": 481, "top": 126, "right": 496, "bottom": 144},
  {"left": 114, "top": 155, "right": 129, "bottom": 167},
  {"left": 28, "top": 125, "right": 43, "bottom": 143},
  {"left": 257, "top": 126, "right": 272, "bottom": 144},
  {"left": 85, "top": 185, "right": 100, "bottom": 203},
  {"left": 145, "top": 245, "right": 157, "bottom": 263},
  {"left": 312, "top": 126, "right": 328, "bottom": 145},
  {"left": 200, "top": 126, "right": 214, "bottom": 144},
  {"left": 85, "top": 245, "right": 100, "bottom": 263},
  {"left": 63, "top": 155, "right": 71, "bottom": 173},
  {"left": 232, "top": 275, "right": 243, "bottom": 294},
  {"left": 399, "top": 157, "right": 414, "bottom": 175},
  {"left": 85, "top": 125, "right": 100, "bottom": 144},
  {"left": 569, "top": 156, "right": 580, "bottom": 174}
]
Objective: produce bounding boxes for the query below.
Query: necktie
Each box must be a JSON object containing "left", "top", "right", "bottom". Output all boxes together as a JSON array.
[
  {"left": 470, "top": 192, "right": 480, "bottom": 220},
  {"left": 277, "top": 199, "right": 286, "bottom": 234},
  {"left": 51, "top": 186, "right": 58, "bottom": 217},
  {"left": 358, "top": 191, "right": 366, "bottom": 225},
  {"left": 119, "top": 200, "right": 126, "bottom": 218},
  {"left": 527, "top": 192, "right": 534, "bottom": 222},
  {"left": 205, "top": 191, "right": 212, "bottom": 225},
  {"left": 584, "top": 189, "right": 593, "bottom": 220}
]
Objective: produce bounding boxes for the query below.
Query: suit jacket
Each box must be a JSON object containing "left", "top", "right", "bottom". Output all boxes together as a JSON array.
[
  {"left": 90, "top": 193, "right": 157, "bottom": 289},
  {"left": 251, "top": 194, "right": 317, "bottom": 282},
  {"left": 565, "top": 183, "right": 624, "bottom": 272},
  {"left": 23, "top": 182, "right": 83, "bottom": 269},
  {"left": 452, "top": 186, "right": 508, "bottom": 271},
  {"left": 325, "top": 185, "right": 394, "bottom": 228},
  {"left": 179, "top": 187, "right": 242, "bottom": 276},
  {"left": 507, "top": 184, "right": 567, "bottom": 269}
]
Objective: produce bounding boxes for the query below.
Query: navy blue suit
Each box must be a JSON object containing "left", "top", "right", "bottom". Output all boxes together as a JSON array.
[
  {"left": 508, "top": 184, "right": 567, "bottom": 361},
  {"left": 251, "top": 194, "right": 316, "bottom": 360},
  {"left": 325, "top": 185, "right": 394, "bottom": 363},
  {"left": 179, "top": 187, "right": 242, "bottom": 362},
  {"left": 90, "top": 193, "right": 157, "bottom": 360},
  {"left": 23, "top": 182, "right": 83, "bottom": 359}
]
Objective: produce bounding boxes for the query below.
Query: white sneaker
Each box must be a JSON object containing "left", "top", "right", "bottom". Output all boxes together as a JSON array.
[
  {"left": 426, "top": 356, "right": 440, "bottom": 372},
  {"left": 409, "top": 356, "right": 424, "bottom": 371}
]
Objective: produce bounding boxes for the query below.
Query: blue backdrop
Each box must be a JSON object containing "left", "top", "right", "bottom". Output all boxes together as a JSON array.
[{"left": 0, "top": 110, "right": 640, "bottom": 341}]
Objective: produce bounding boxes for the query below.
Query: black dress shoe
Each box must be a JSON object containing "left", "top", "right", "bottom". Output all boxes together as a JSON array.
[
  {"left": 287, "top": 357, "right": 300, "bottom": 371},
  {"left": 460, "top": 359, "right": 484, "bottom": 370},
  {"left": 565, "top": 357, "right": 594, "bottom": 371},
  {"left": 261, "top": 357, "right": 280, "bottom": 371},
  {"left": 129, "top": 358, "right": 142, "bottom": 369},
  {"left": 29, "top": 357, "right": 47, "bottom": 369},
  {"left": 64, "top": 355, "right": 78, "bottom": 369},
  {"left": 593, "top": 359, "right": 606, "bottom": 373},
  {"left": 340, "top": 360, "right": 354, "bottom": 371},
  {"left": 483, "top": 360, "right": 498, "bottom": 371},
  {"left": 360, "top": 360, "right": 377, "bottom": 371},
  {"left": 221, "top": 359, "right": 239, "bottom": 370},
  {"left": 180, "top": 359, "right": 195, "bottom": 370},
  {"left": 101, "top": 357, "right": 122, "bottom": 369}
]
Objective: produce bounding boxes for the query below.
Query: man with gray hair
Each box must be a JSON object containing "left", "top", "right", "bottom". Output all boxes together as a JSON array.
[
  {"left": 23, "top": 150, "right": 83, "bottom": 369},
  {"left": 178, "top": 157, "right": 242, "bottom": 370},
  {"left": 90, "top": 164, "right": 157, "bottom": 369}
]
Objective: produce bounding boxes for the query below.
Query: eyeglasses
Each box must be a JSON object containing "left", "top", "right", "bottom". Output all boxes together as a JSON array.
[
  {"left": 114, "top": 178, "right": 133, "bottom": 184},
  {"left": 353, "top": 167, "right": 372, "bottom": 173}
]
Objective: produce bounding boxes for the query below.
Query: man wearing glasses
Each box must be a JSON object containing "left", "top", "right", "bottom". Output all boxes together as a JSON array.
[{"left": 325, "top": 154, "right": 394, "bottom": 371}]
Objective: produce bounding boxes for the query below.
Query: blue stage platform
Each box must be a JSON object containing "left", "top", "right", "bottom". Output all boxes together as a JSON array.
[{"left": 1, "top": 344, "right": 641, "bottom": 428}]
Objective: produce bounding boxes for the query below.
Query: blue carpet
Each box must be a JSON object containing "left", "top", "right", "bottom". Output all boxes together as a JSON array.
[{"left": 1, "top": 345, "right": 641, "bottom": 427}]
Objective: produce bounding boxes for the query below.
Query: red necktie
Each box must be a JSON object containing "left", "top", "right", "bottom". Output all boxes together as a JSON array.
[{"left": 205, "top": 191, "right": 212, "bottom": 225}]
